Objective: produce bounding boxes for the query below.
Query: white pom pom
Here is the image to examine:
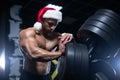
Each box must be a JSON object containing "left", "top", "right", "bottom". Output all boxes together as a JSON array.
[{"left": 33, "top": 22, "right": 42, "bottom": 33}]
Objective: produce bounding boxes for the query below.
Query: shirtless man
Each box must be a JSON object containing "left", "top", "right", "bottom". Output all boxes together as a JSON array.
[{"left": 19, "top": 4, "right": 73, "bottom": 80}]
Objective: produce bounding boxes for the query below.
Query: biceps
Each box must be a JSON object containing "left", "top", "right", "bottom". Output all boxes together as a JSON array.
[{"left": 20, "top": 38, "right": 39, "bottom": 55}]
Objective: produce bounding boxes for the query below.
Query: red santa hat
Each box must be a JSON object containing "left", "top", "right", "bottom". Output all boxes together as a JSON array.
[{"left": 33, "top": 4, "right": 63, "bottom": 33}]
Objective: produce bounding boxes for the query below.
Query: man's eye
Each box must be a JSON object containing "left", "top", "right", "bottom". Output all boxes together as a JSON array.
[
  {"left": 48, "top": 23, "right": 52, "bottom": 26},
  {"left": 48, "top": 23, "right": 54, "bottom": 26}
]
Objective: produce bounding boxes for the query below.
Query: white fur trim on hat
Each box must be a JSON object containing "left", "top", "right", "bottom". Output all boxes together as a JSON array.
[
  {"left": 45, "top": 4, "right": 63, "bottom": 11},
  {"left": 43, "top": 10, "right": 62, "bottom": 22},
  {"left": 33, "top": 22, "right": 42, "bottom": 33}
]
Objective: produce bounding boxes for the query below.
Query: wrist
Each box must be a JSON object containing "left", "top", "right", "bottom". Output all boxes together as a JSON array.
[{"left": 58, "top": 50, "right": 62, "bottom": 55}]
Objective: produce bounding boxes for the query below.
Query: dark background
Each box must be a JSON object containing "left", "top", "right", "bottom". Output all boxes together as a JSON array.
[
  {"left": 6, "top": 0, "right": 120, "bottom": 42},
  {"left": 1, "top": 0, "right": 117, "bottom": 42}
]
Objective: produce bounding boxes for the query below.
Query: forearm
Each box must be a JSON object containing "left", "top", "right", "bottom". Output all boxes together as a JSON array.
[{"left": 29, "top": 47, "right": 62, "bottom": 61}]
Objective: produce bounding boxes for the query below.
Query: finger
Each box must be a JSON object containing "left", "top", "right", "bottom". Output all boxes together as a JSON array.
[
  {"left": 61, "top": 33, "right": 68, "bottom": 41},
  {"left": 63, "top": 36, "right": 70, "bottom": 42},
  {"left": 68, "top": 34, "right": 73, "bottom": 41},
  {"left": 63, "top": 35, "right": 73, "bottom": 44},
  {"left": 63, "top": 34, "right": 73, "bottom": 41},
  {"left": 60, "top": 33, "right": 73, "bottom": 43},
  {"left": 60, "top": 36, "right": 67, "bottom": 42}
]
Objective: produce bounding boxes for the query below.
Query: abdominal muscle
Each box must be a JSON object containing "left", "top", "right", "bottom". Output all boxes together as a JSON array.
[{"left": 23, "top": 56, "right": 51, "bottom": 75}]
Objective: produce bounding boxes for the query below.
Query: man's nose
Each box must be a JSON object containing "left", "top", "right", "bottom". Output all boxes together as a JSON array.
[{"left": 51, "top": 26, "right": 56, "bottom": 29}]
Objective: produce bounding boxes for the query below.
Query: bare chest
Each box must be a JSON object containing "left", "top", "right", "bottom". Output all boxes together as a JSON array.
[{"left": 35, "top": 35, "right": 58, "bottom": 51}]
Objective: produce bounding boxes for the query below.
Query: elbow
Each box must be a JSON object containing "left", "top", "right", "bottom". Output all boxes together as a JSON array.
[{"left": 28, "top": 49, "right": 42, "bottom": 60}]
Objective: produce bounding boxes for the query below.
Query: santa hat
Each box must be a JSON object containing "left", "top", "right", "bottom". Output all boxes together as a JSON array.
[{"left": 33, "top": 4, "right": 63, "bottom": 33}]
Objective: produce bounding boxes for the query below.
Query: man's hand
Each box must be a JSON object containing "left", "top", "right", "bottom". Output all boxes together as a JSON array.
[
  {"left": 59, "top": 33, "right": 73, "bottom": 45},
  {"left": 58, "top": 39, "right": 65, "bottom": 54},
  {"left": 58, "top": 33, "right": 73, "bottom": 54}
]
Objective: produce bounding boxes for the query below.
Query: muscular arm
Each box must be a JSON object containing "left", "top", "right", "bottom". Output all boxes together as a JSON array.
[{"left": 19, "top": 28, "right": 63, "bottom": 61}]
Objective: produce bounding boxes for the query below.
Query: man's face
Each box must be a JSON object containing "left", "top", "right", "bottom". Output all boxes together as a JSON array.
[{"left": 42, "top": 18, "right": 58, "bottom": 32}]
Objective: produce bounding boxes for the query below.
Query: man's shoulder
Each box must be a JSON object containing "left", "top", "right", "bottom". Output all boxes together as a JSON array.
[
  {"left": 20, "top": 27, "right": 34, "bottom": 32},
  {"left": 20, "top": 27, "right": 35, "bottom": 36}
]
